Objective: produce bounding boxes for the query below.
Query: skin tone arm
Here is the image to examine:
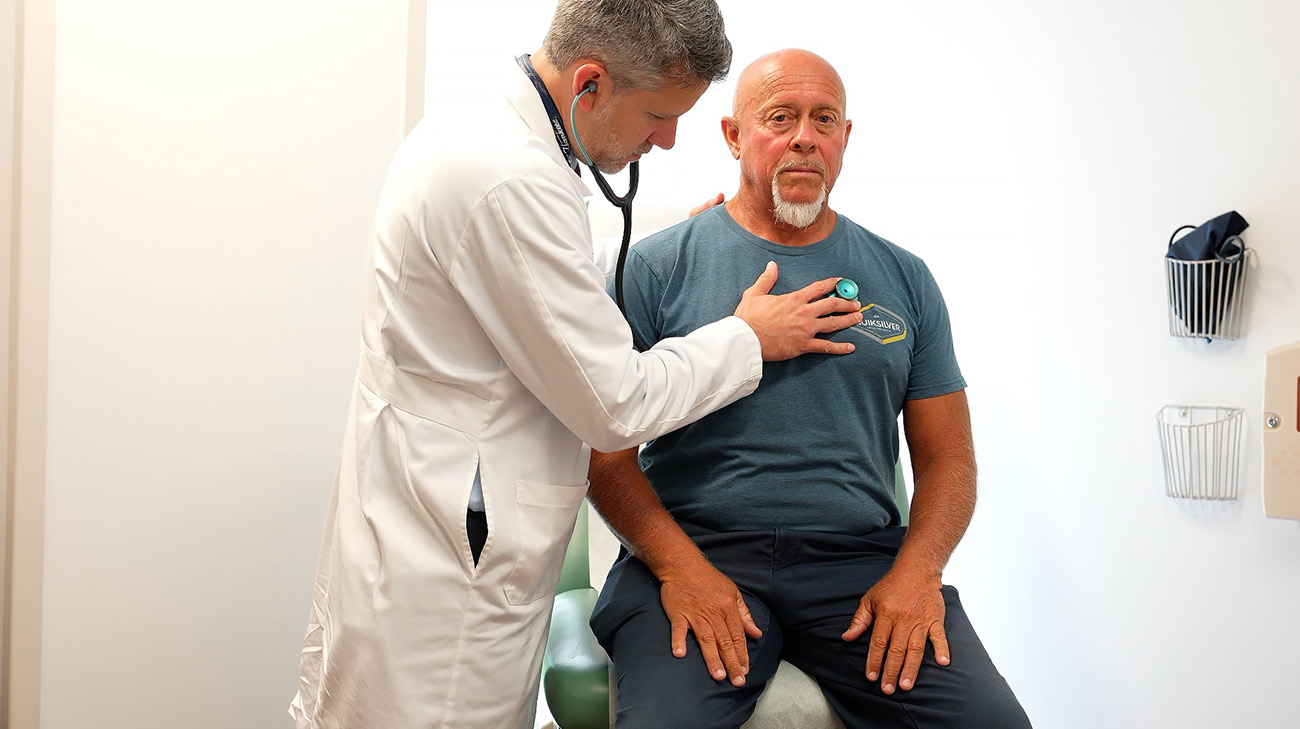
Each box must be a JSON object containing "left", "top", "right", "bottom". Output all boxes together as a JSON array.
[
  {"left": 587, "top": 448, "right": 762, "bottom": 687},
  {"left": 841, "top": 389, "right": 977, "bottom": 695}
]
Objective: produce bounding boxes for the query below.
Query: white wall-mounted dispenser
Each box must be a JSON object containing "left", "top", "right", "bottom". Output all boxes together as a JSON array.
[{"left": 1263, "top": 341, "right": 1300, "bottom": 520}]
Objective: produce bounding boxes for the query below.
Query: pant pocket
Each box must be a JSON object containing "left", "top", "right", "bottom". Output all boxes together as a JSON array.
[{"left": 503, "top": 479, "right": 588, "bottom": 605}]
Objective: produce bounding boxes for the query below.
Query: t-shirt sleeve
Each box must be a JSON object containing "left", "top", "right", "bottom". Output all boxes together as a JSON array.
[{"left": 905, "top": 260, "right": 966, "bottom": 400}]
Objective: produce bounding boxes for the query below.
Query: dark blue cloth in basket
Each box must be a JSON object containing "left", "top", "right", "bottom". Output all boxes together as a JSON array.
[
  {"left": 1167, "top": 210, "right": 1248, "bottom": 261},
  {"left": 1166, "top": 211, "right": 1249, "bottom": 336}
]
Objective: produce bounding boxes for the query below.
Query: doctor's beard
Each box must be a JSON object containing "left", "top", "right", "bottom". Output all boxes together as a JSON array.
[
  {"left": 771, "top": 161, "right": 827, "bottom": 229},
  {"left": 585, "top": 104, "right": 652, "bottom": 174}
]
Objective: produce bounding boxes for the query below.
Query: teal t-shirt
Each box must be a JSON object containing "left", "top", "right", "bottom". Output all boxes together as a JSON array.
[{"left": 615, "top": 206, "right": 965, "bottom": 534}]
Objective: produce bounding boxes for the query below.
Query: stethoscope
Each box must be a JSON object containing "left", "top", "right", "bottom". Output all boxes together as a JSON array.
[{"left": 517, "top": 55, "right": 647, "bottom": 351}]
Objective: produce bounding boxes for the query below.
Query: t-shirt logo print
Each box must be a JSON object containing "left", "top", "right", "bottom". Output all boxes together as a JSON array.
[{"left": 851, "top": 303, "right": 908, "bottom": 344}]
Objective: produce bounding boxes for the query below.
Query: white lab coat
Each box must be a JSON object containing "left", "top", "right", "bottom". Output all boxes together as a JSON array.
[{"left": 289, "top": 63, "right": 762, "bottom": 729}]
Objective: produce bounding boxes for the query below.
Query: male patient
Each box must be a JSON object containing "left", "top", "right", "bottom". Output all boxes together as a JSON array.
[{"left": 586, "top": 49, "right": 1031, "bottom": 728}]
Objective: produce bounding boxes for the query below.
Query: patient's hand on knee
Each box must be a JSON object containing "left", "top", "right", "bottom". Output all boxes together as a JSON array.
[
  {"left": 658, "top": 556, "right": 763, "bottom": 687},
  {"left": 841, "top": 568, "right": 949, "bottom": 695}
]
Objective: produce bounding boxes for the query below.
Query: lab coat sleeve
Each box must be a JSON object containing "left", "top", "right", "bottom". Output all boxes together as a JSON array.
[{"left": 448, "top": 176, "right": 761, "bottom": 452}]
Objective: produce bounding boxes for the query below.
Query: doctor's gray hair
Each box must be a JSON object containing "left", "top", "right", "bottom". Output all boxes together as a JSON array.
[{"left": 542, "top": 0, "right": 732, "bottom": 91}]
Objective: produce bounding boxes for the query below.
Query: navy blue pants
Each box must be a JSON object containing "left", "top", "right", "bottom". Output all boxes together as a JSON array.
[{"left": 590, "top": 525, "right": 1031, "bottom": 728}]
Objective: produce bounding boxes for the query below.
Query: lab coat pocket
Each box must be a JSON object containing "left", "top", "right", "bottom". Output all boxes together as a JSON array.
[{"left": 503, "top": 480, "right": 588, "bottom": 605}]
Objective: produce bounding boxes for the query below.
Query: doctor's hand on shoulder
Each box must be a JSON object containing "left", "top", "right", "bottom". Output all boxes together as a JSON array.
[
  {"left": 688, "top": 192, "right": 726, "bottom": 218},
  {"left": 734, "top": 262, "right": 863, "bottom": 361}
]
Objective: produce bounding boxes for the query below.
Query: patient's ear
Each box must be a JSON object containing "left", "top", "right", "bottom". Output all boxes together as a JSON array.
[{"left": 721, "top": 116, "right": 741, "bottom": 159}]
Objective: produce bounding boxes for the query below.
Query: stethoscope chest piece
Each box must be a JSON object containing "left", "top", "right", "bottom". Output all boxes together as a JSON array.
[{"left": 832, "top": 278, "right": 859, "bottom": 300}]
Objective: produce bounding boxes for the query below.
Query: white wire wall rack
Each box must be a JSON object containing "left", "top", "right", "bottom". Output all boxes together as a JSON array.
[
  {"left": 1156, "top": 405, "right": 1245, "bottom": 500},
  {"left": 1164, "top": 249, "right": 1254, "bottom": 340}
]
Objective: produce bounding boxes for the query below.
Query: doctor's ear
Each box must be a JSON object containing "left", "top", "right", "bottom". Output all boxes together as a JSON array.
[{"left": 572, "top": 63, "right": 607, "bottom": 105}]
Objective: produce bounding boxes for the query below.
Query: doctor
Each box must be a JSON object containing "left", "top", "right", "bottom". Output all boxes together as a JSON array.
[{"left": 289, "top": 1, "right": 864, "bottom": 727}]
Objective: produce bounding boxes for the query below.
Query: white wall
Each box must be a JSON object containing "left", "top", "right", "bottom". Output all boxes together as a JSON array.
[
  {"left": 799, "top": 4, "right": 1300, "bottom": 727},
  {"left": 36, "top": 2, "right": 415, "bottom": 727},
  {"left": 434, "top": 1, "right": 1300, "bottom": 727},
  {"left": 719, "top": 2, "right": 1300, "bottom": 727}
]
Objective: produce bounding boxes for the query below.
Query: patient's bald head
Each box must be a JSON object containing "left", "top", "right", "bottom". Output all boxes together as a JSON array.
[
  {"left": 723, "top": 49, "right": 851, "bottom": 234},
  {"left": 732, "top": 49, "right": 846, "bottom": 118}
]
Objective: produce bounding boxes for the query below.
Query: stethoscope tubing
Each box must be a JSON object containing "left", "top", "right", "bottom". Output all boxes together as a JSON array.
[{"left": 569, "top": 88, "right": 646, "bottom": 351}]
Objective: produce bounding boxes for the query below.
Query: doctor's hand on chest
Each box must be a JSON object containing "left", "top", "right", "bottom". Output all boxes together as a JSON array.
[{"left": 733, "top": 262, "right": 863, "bottom": 361}]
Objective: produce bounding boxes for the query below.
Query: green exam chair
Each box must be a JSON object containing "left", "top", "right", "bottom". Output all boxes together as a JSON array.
[
  {"left": 543, "top": 500, "right": 610, "bottom": 729},
  {"left": 543, "top": 465, "right": 909, "bottom": 729}
]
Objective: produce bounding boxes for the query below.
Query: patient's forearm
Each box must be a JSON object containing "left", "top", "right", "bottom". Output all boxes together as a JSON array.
[
  {"left": 586, "top": 448, "right": 709, "bottom": 580},
  {"left": 895, "top": 391, "right": 978, "bottom": 581},
  {"left": 894, "top": 451, "right": 976, "bottom": 580}
]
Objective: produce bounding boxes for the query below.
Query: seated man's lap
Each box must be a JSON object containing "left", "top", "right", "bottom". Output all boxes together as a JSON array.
[
  {"left": 760, "top": 528, "right": 1031, "bottom": 728},
  {"left": 775, "top": 582, "right": 1030, "bottom": 728},
  {"left": 591, "top": 528, "right": 1031, "bottom": 729}
]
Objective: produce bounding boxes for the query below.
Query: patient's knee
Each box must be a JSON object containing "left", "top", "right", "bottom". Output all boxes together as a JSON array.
[
  {"left": 614, "top": 685, "right": 754, "bottom": 729},
  {"left": 964, "top": 691, "right": 1033, "bottom": 729},
  {"left": 615, "top": 697, "right": 720, "bottom": 729}
]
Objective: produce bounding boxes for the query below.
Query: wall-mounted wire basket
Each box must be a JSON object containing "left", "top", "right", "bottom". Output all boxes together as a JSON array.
[
  {"left": 1156, "top": 405, "right": 1244, "bottom": 500},
  {"left": 1164, "top": 249, "right": 1253, "bottom": 340}
]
